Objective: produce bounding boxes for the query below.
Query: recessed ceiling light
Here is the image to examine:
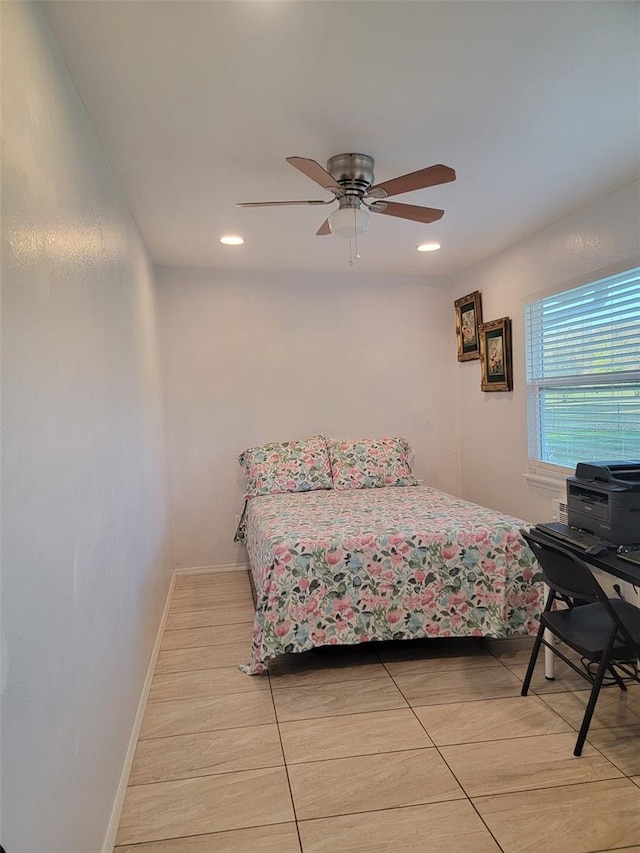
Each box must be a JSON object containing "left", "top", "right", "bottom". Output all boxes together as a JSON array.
[
  {"left": 220, "top": 235, "right": 244, "bottom": 246},
  {"left": 417, "top": 242, "right": 441, "bottom": 252}
]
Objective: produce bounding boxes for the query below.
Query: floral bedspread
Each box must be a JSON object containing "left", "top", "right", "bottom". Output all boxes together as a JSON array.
[{"left": 240, "top": 486, "right": 543, "bottom": 674}]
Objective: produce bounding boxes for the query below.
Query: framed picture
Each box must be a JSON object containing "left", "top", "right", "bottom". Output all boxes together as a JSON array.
[
  {"left": 454, "top": 291, "right": 483, "bottom": 361},
  {"left": 480, "top": 317, "right": 513, "bottom": 392}
]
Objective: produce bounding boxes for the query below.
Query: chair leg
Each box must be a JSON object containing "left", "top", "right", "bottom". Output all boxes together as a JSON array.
[
  {"left": 574, "top": 649, "right": 612, "bottom": 757},
  {"left": 522, "top": 621, "right": 546, "bottom": 697}
]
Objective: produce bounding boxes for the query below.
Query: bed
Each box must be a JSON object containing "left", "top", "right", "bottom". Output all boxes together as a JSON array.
[{"left": 237, "top": 484, "right": 544, "bottom": 674}]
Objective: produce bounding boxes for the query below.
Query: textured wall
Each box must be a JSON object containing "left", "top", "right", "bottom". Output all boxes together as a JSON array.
[
  {"left": 1, "top": 4, "right": 172, "bottom": 851},
  {"left": 452, "top": 180, "right": 640, "bottom": 523},
  {"left": 155, "top": 267, "right": 461, "bottom": 569}
]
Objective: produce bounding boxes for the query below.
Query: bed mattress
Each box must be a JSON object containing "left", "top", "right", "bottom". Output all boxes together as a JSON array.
[{"left": 241, "top": 485, "right": 543, "bottom": 673}]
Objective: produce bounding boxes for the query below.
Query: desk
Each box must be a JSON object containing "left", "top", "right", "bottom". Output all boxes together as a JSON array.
[
  {"left": 532, "top": 528, "right": 640, "bottom": 678},
  {"left": 532, "top": 529, "right": 640, "bottom": 586}
]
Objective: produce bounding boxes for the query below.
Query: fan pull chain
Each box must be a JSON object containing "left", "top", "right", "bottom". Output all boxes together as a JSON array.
[{"left": 348, "top": 207, "right": 361, "bottom": 266}]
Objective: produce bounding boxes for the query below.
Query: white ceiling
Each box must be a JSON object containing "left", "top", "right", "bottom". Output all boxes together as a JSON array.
[{"left": 44, "top": 1, "right": 640, "bottom": 276}]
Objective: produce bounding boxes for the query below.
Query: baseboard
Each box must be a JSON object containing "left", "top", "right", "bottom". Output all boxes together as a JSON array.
[
  {"left": 101, "top": 570, "right": 177, "bottom": 853},
  {"left": 175, "top": 562, "right": 250, "bottom": 575}
]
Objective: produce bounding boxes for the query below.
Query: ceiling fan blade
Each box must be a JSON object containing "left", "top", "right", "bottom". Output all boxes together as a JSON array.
[
  {"left": 286, "top": 156, "right": 344, "bottom": 194},
  {"left": 236, "top": 199, "right": 331, "bottom": 208},
  {"left": 316, "top": 218, "right": 331, "bottom": 236},
  {"left": 370, "top": 201, "right": 444, "bottom": 224},
  {"left": 366, "top": 164, "right": 456, "bottom": 199}
]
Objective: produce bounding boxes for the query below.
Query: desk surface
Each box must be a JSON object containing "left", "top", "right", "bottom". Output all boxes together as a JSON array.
[{"left": 532, "top": 528, "right": 640, "bottom": 587}]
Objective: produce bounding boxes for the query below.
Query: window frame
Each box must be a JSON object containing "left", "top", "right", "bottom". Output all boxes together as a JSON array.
[{"left": 522, "top": 260, "right": 640, "bottom": 487}]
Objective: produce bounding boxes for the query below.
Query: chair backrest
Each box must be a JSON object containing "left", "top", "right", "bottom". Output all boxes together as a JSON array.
[
  {"left": 521, "top": 528, "right": 603, "bottom": 602},
  {"left": 522, "top": 527, "right": 640, "bottom": 653}
]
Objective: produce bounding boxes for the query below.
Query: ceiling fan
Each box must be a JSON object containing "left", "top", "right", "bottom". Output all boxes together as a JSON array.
[{"left": 236, "top": 154, "right": 456, "bottom": 238}]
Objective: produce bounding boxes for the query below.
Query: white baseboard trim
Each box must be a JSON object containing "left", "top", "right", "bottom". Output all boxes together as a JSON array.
[
  {"left": 101, "top": 570, "right": 177, "bottom": 853},
  {"left": 175, "top": 563, "right": 250, "bottom": 575}
]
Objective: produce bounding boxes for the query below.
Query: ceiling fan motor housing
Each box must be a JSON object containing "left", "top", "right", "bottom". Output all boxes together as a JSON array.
[{"left": 327, "top": 154, "right": 374, "bottom": 195}]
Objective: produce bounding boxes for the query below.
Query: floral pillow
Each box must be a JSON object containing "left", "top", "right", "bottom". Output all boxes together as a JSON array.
[
  {"left": 238, "top": 434, "right": 333, "bottom": 498},
  {"left": 328, "top": 436, "right": 419, "bottom": 490}
]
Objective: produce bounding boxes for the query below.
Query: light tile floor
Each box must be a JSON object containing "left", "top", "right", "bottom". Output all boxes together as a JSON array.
[{"left": 115, "top": 571, "right": 640, "bottom": 853}]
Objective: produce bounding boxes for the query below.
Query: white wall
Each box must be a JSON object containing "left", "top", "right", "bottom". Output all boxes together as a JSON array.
[
  {"left": 452, "top": 180, "right": 640, "bottom": 524},
  {"left": 156, "top": 267, "right": 461, "bottom": 569},
  {"left": 1, "top": 4, "right": 172, "bottom": 851}
]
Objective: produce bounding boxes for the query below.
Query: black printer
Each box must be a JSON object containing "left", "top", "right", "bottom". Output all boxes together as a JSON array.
[{"left": 567, "top": 461, "right": 640, "bottom": 545}]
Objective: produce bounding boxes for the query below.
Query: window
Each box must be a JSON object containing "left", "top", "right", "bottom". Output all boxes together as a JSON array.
[{"left": 525, "top": 266, "right": 640, "bottom": 471}]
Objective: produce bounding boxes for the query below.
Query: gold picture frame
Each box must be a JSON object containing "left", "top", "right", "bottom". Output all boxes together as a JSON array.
[
  {"left": 480, "top": 317, "right": 513, "bottom": 392},
  {"left": 454, "top": 291, "right": 483, "bottom": 361}
]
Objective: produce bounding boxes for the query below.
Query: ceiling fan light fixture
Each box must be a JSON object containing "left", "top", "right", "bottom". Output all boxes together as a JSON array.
[
  {"left": 220, "top": 234, "right": 244, "bottom": 245},
  {"left": 417, "top": 242, "right": 441, "bottom": 252},
  {"left": 328, "top": 206, "right": 370, "bottom": 239}
]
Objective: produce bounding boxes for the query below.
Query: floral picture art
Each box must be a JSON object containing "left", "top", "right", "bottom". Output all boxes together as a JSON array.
[
  {"left": 454, "top": 291, "right": 483, "bottom": 361},
  {"left": 480, "top": 317, "right": 513, "bottom": 392}
]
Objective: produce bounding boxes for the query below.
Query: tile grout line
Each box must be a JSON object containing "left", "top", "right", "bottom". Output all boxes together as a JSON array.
[
  {"left": 283, "top": 745, "right": 436, "bottom": 771},
  {"left": 145, "top": 688, "right": 271, "bottom": 705},
  {"left": 267, "top": 668, "right": 305, "bottom": 853},
  {"left": 468, "top": 774, "right": 639, "bottom": 802},
  {"left": 161, "top": 629, "right": 254, "bottom": 648},
  {"left": 269, "top": 672, "right": 409, "bottom": 696},
  {"left": 155, "top": 661, "right": 261, "bottom": 676},
  {"left": 162, "top": 624, "right": 254, "bottom": 631},
  {"left": 136, "top": 707, "right": 277, "bottom": 742},
  {"left": 112, "top": 820, "right": 298, "bottom": 851},
  {"left": 168, "top": 607, "right": 254, "bottom": 612},
  {"left": 159, "top": 641, "right": 253, "bottom": 652},
  {"left": 130, "top": 720, "right": 279, "bottom": 746},
  {"left": 292, "top": 795, "right": 482, "bottom": 825},
  {"left": 374, "top": 647, "right": 508, "bottom": 853},
  {"left": 123, "top": 761, "right": 290, "bottom": 791}
]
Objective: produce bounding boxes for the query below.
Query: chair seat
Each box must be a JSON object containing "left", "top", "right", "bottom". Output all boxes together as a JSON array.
[{"left": 544, "top": 598, "right": 640, "bottom": 660}]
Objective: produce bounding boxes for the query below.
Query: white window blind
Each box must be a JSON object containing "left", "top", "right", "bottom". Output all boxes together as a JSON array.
[{"left": 525, "top": 267, "right": 640, "bottom": 469}]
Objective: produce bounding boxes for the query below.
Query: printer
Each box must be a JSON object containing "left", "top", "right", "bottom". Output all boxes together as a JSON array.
[{"left": 567, "top": 461, "right": 640, "bottom": 545}]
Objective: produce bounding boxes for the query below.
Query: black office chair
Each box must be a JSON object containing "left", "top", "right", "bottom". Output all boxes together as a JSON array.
[{"left": 520, "top": 528, "right": 640, "bottom": 756}]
